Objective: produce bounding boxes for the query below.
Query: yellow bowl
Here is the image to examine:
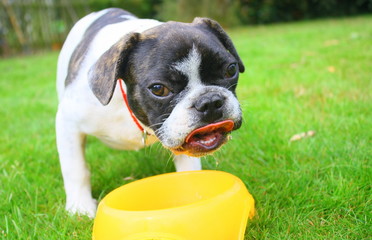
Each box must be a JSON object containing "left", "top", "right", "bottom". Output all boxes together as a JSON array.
[{"left": 92, "top": 170, "right": 255, "bottom": 240}]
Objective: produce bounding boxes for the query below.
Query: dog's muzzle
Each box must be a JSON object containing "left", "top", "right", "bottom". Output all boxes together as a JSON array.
[{"left": 173, "top": 120, "right": 234, "bottom": 157}]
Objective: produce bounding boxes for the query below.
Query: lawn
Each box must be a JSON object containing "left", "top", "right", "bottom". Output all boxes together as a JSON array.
[{"left": 0, "top": 16, "right": 371, "bottom": 239}]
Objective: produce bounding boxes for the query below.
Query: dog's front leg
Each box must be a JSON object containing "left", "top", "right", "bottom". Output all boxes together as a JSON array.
[
  {"left": 56, "top": 110, "right": 97, "bottom": 218},
  {"left": 173, "top": 154, "right": 202, "bottom": 172}
]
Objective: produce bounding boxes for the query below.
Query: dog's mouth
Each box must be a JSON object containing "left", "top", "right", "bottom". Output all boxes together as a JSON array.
[{"left": 173, "top": 120, "right": 234, "bottom": 157}]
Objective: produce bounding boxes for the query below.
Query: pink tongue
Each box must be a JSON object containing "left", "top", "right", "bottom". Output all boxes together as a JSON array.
[{"left": 185, "top": 120, "right": 235, "bottom": 143}]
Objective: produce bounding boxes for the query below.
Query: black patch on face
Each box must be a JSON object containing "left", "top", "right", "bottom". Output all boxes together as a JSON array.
[
  {"left": 193, "top": 17, "right": 245, "bottom": 73},
  {"left": 65, "top": 8, "right": 136, "bottom": 86},
  {"left": 124, "top": 38, "right": 190, "bottom": 128},
  {"left": 122, "top": 21, "right": 243, "bottom": 132}
]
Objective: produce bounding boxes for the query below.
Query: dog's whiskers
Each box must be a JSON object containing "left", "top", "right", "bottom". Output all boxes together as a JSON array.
[
  {"left": 147, "top": 114, "right": 170, "bottom": 131},
  {"left": 159, "top": 113, "right": 171, "bottom": 118},
  {"left": 164, "top": 151, "right": 174, "bottom": 169},
  {"left": 148, "top": 122, "right": 163, "bottom": 129},
  {"left": 227, "top": 83, "right": 238, "bottom": 90},
  {"left": 154, "top": 128, "right": 165, "bottom": 140}
]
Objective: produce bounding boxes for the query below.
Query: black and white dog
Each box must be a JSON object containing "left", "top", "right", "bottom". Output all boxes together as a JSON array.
[{"left": 56, "top": 8, "right": 245, "bottom": 217}]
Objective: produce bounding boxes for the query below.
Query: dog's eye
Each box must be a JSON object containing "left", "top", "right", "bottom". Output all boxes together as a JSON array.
[
  {"left": 149, "top": 84, "right": 170, "bottom": 97},
  {"left": 225, "top": 63, "right": 238, "bottom": 78}
]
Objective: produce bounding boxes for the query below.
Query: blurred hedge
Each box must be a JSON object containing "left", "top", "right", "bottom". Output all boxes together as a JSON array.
[
  {"left": 1, "top": 0, "right": 371, "bottom": 56},
  {"left": 157, "top": 0, "right": 372, "bottom": 26},
  {"left": 87, "top": 0, "right": 372, "bottom": 26},
  {"left": 88, "top": 0, "right": 162, "bottom": 19},
  {"left": 238, "top": 0, "right": 372, "bottom": 25}
]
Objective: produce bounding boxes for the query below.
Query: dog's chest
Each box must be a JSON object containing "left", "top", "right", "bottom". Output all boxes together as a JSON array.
[
  {"left": 91, "top": 115, "right": 158, "bottom": 150},
  {"left": 78, "top": 88, "right": 157, "bottom": 150},
  {"left": 96, "top": 132, "right": 153, "bottom": 151},
  {"left": 94, "top": 117, "right": 144, "bottom": 150}
]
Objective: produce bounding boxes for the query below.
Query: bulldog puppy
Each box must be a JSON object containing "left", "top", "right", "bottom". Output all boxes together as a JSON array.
[{"left": 56, "top": 8, "right": 245, "bottom": 217}]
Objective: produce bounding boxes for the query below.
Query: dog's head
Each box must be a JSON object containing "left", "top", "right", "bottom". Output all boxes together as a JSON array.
[{"left": 89, "top": 18, "right": 245, "bottom": 157}]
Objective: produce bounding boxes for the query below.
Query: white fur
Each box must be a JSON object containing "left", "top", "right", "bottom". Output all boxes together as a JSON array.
[
  {"left": 56, "top": 10, "right": 202, "bottom": 218},
  {"left": 173, "top": 45, "right": 202, "bottom": 88},
  {"left": 57, "top": 9, "right": 110, "bottom": 100},
  {"left": 174, "top": 155, "right": 202, "bottom": 172}
]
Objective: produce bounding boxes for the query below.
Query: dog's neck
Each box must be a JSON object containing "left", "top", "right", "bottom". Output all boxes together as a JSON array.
[{"left": 118, "top": 79, "right": 149, "bottom": 145}]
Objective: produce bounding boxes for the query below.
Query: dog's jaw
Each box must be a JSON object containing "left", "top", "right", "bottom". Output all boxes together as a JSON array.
[{"left": 172, "top": 120, "right": 235, "bottom": 157}]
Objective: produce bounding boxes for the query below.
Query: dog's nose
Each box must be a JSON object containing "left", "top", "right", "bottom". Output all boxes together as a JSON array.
[{"left": 194, "top": 93, "right": 225, "bottom": 123}]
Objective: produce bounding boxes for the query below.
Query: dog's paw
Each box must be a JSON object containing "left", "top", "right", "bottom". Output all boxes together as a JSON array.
[{"left": 66, "top": 197, "right": 98, "bottom": 218}]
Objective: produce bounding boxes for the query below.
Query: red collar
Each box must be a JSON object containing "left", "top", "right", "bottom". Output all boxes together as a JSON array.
[{"left": 118, "top": 79, "right": 145, "bottom": 133}]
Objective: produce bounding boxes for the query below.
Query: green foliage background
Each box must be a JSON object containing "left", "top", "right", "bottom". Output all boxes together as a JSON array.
[
  {"left": 90, "top": 0, "right": 372, "bottom": 26},
  {"left": 1, "top": 0, "right": 371, "bottom": 56}
]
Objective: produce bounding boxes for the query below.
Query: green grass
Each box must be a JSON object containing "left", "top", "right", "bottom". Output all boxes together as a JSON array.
[{"left": 1, "top": 16, "right": 371, "bottom": 239}]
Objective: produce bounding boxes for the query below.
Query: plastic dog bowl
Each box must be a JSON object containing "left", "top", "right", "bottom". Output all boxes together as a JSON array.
[{"left": 92, "top": 170, "right": 255, "bottom": 240}]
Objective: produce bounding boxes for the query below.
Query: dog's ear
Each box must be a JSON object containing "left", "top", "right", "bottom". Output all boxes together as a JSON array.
[
  {"left": 89, "top": 32, "right": 140, "bottom": 105},
  {"left": 192, "top": 18, "right": 245, "bottom": 73}
]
